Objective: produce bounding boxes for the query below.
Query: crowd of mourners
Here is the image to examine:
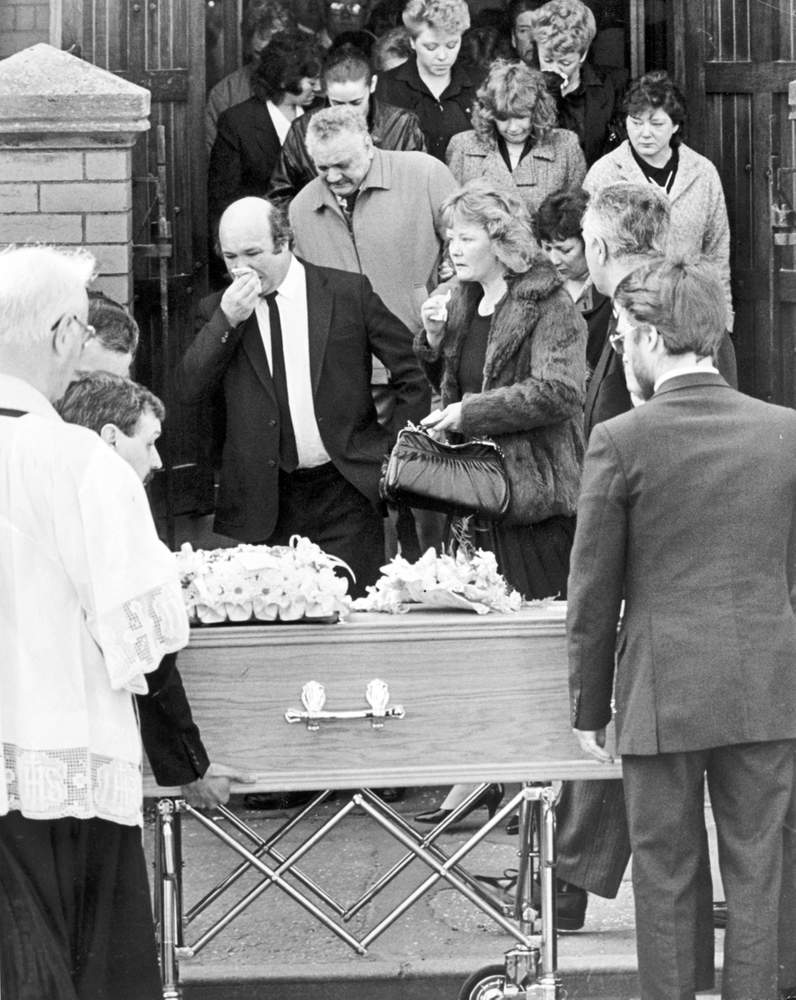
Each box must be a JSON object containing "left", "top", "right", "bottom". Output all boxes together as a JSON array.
[{"left": 3, "top": 2, "right": 796, "bottom": 1000}]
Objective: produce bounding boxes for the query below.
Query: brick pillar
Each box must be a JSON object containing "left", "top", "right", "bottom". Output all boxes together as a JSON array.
[{"left": 0, "top": 43, "right": 149, "bottom": 305}]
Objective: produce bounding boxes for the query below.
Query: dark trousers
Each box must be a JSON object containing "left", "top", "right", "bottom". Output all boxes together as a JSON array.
[
  {"left": 0, "top": 812, "right": 161, "bottom": 1000},
  {"left": 623, "top": 741, "right": 795, "bottom": 1000},
  {"left": 269, "top": 462, "right": 384, "bottom": 598},
  {"left": 556, "top": 778, "right": 631, "bottom": 898}
]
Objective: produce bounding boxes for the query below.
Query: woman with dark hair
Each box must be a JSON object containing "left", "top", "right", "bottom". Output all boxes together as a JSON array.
[
  {"left": 534, "top": 186, "right": 611, "bottom": 372},
  {"left": 446, "top": 59, "right": 585, "bottom": 214},
  {"left": 208, "top": 31, "right": 323, "bottom": 229},
  {"left": 584, "top": 70, "right": 733, "bottom": 329},
  {"left": 413, "top": 178, "right": 587, "bottom": 825}
]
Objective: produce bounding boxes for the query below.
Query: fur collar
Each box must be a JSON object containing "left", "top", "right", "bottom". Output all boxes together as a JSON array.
[{"left": 444, "top": 258, "right": 563, "bottom": 386}]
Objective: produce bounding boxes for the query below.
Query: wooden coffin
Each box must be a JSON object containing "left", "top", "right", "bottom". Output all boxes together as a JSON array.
[{"left": 146, "top": 605, "right": 619, "bottom": 793}]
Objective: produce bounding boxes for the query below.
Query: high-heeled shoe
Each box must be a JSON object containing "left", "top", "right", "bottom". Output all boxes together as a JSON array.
[{"left": 414, "top": 783, "right": 504, "bottom": 825}]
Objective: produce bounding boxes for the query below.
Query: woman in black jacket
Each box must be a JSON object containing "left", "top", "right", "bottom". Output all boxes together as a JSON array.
[{"left": 374, "top": 0, "right": 476, "bottom": 160}]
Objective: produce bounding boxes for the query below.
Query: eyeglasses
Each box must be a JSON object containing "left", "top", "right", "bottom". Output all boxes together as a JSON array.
[
  {"left": 608, "top": 330, "right": 625, "bottom": 355},
  {"left": 328, "top": 1, "right": 363, "bottom": 12},
  {"left": 52, "top": 314, "right": 97, "bottom": 346}
]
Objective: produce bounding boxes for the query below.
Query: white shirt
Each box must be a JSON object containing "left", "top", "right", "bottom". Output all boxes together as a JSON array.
[
  {"left": 654, "top": 359, "right": 719, "bottom": 393},
  {"left": 254, "top": 255, "right": 331, "bottom": 468},
  {"left": 0, "top": 375, "right": 188, "bottom": 826},
  {"left": 266, "top": 100, "right": 303, "bottom": 145}
]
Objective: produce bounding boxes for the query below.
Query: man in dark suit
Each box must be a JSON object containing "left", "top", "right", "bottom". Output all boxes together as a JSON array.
[
  {"left": 548, "top": 183, "right": 739, "bottom": 936},
  {"left": 176, "top": 195, "right": 427, "bottom": 598},
  {"left": 567, "top": 255, "right": 796, "bottom": 999}
]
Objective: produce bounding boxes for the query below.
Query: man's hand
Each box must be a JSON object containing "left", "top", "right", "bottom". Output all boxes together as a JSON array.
[
  {"left": 220, "top": 269, "right": 260, "bottom": 328},
  {"left": 421, "top": 401, "right": 463, "bottom": 433},
  {"left": 180, "top": 762, "right": 256, "bottom": 809},
  {"left": 573, "top": 727, "right": 614, "bottom": 764}
]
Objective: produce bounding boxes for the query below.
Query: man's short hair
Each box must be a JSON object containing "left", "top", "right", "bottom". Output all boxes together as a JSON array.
[
  {"left": 87, "top": 291, "right": 139, "bottom": 359},
  {"left": 585, "top": 183, "right": 670, "bottom": 258},
  {"left": 306, "top": 104, "right": 369, "bottom": 153},
  {"left": 614, "top": 256, "right": 726, "bottom": 358},
  {"left": 57, "top": 371, "right": 165, "bottom": 437},
  {"left": 0, "top": 245, "right": 96, "bottom": 347},
  {"left": 217, "top": 197, "right": 293, "bottom": 253},
  {"left": 508, "top": 0, "right": 546, "bottom": 29},
  {"left": 531, "top": 0, "right": 596, "bottom": 56},
  {"left": 322, "top": 40, "right": 373, "bottom": 85}
]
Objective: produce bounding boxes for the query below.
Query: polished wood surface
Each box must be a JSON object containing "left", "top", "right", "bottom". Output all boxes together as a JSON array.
[{"left": 145, "top": 605, "right": 621, "bottom": 794}]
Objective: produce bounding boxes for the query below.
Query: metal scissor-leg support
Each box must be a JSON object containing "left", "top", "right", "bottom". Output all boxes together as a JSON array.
[
  {"left": 152, "top": 784, "right": 564, "bottom": 1000},
  {"left": 457, "top": 786, "right": 564, "bottom": 1000}
]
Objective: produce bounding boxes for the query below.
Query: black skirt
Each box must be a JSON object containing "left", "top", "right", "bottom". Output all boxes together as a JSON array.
[{"left": 460, "top": 513, "right": 576, "bottom": 601}]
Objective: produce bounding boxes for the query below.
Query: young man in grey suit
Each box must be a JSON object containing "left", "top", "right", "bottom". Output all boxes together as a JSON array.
[{"left": 567, "top": 255, "right": 796, "bottom": 1000}]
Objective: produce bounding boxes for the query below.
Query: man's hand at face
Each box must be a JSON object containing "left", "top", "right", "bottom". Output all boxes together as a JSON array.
[{"left": 220, "top": 269, "right": 261, "bottom": 328}]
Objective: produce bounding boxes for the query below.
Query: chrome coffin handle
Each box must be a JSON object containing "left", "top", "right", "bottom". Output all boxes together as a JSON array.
[{"left": 284, "top": 679, "right": 405, "bottom": 731}]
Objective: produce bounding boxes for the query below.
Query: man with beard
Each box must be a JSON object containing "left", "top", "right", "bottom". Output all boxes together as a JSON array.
[{"left": 567, "top": 254, "right": 796, "bottom": 999}]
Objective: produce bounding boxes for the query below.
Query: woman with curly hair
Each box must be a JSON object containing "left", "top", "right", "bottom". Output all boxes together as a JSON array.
[
  {"left": 584, "top": 70, "right": 733, "bottom": 329},
  {"left": 374, "top": 0, "right": 476, "bottom": 160},
  {"left": 413, "top": 177, "right": 587, "bottom": 825},
  {"left": 446, "top": 59, "right": 585, "bottom": 213}
]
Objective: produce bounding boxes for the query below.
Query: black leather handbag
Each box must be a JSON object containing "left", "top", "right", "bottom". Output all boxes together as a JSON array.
[{"left": 380, "top": 424, "right": 511, "bottom": 520}]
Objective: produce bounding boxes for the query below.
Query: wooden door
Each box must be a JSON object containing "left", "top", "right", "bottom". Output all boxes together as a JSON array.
[
  {"left": 675, "top": 0, "right": 796, "bottom": 406},
  {"left": 60, "top": 0, "right": 213, "bottom": 529}
]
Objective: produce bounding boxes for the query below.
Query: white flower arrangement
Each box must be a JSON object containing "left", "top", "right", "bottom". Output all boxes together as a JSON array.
[
  {"left": 177, "top": 536, "right": 353, "bottom": 625},
  {"left": 353, "top": 548, "right": 523, "bottom": 615}
]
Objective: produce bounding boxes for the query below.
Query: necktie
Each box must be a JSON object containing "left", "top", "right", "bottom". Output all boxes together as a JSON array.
[{"left": 264, "top": 292, "right": 298, "bottom": 472}]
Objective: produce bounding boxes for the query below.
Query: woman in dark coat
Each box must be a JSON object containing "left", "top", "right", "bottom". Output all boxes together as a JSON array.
[
  {"left": 414, "top": 177, "right": 587, "bottom": 824},
  {"left": 416, "top": 177, "right": 586, "bottom": 599}
]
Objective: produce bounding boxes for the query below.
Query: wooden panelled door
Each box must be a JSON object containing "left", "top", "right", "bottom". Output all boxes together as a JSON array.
[
  {"left": 676, "top": 0, "right": 796, "bottom": 407},
  {"left": 60, "top": 0, "right": 213, "bottom": 533}
]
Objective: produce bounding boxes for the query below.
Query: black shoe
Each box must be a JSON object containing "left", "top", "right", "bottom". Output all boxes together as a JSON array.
[
  {"left": 243, "top": 790, "right": 317, "bottom": 810},
  {"left": 713, "top": 900, "right": 728, "bottom": 929},
  {"left": 505, "top": 813, "right": 519, "bottom": 836},
  {"left": 415, "top": 784, "right": 504, "bottom": 825},
  {"left": 376, "top": 787, "right": 406, "bottom": 803},
  {"left": 531, "top": 878, "right": 587, "bottom": 931}
]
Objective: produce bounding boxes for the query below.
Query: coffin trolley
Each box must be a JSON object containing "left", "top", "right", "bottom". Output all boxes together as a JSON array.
[{"left": 145, "top": 605, "right": 622, "bottom": 1000}]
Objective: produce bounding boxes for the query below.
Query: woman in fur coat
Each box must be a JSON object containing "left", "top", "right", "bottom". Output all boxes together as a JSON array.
[
  {"left": 413, "top": 177, "right": 587, "bottom": 825},
  {"left": 416, "top": 177, "right": 587, "bottom": 599}
]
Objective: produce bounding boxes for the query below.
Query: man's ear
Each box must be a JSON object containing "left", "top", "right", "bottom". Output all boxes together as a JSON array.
[
  {"left": 99, "top": 423, "right": 119, "bottom": 447},
  {"left": 51, "top": 314, "right": 76, "bottom": 362},
  {"left": 593, "top": 235, "right": 608, "bottom": 266}
]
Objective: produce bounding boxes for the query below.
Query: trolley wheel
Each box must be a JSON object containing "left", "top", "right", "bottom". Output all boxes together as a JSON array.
[{"left": 458, "top": 964, "right": 521, "bottom": 1000}]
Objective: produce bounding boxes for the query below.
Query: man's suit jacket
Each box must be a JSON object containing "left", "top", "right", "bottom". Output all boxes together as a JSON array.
[
  {"left": 568, "top": 372, "right": 796, "bottom": 756},
  {"left": 584, "top": 316, "right": 739, "bottom": 440},
  {"left": 176, "top": 259, "right": 428, "bottom": 542}
]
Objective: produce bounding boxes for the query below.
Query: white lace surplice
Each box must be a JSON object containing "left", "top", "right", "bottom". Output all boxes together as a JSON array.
[{"left": 0, "top": 377, "right": 189, "bottom": 826}]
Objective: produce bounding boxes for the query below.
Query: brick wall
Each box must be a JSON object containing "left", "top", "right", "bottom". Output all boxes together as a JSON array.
[
  {"left": 0, "top": 0, "right": 50, "bottom": 59},
  {"left": 0, "top": 144, "right": 133, "bottom": 303}
]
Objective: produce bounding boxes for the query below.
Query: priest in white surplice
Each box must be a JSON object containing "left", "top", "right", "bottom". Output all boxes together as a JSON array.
[{"left": 0, "top": 246, "right": 188, "bottom": 1000}]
